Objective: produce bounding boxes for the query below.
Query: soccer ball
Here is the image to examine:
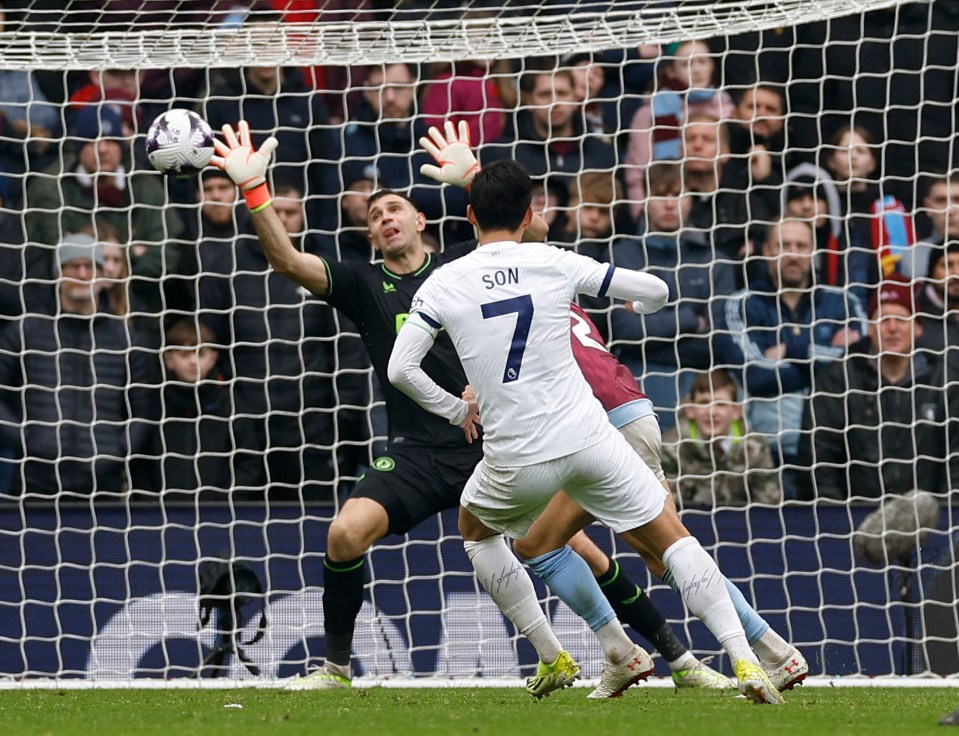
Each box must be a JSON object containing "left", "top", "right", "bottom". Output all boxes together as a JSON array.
[{"left": 144, "top": 109, "right": 215, "bottom": 177}]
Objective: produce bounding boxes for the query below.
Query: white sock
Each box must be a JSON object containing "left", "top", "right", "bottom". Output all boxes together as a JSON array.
[
  {"left": 754, "top": 628, "right": 794, "bottom": 666},
  {"left": 464, "top": 535, "right": 562, "bottom": 663},
  {"left": 666, "top": 652, "right": 701, "bottom": 672},
  {"left": 594, "top": 619, "right": 636, "bottom": 663},
  {"left": 662, "top": 536, "right": 757, "bottom": 666}
]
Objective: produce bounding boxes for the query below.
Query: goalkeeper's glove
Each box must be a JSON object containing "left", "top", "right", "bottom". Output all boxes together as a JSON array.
[
  {"left": 210, "top": 120, "right": 279, "bottom": 212},
  {"left": 419, "top": 120, "right": 480, "bottom": 189}
]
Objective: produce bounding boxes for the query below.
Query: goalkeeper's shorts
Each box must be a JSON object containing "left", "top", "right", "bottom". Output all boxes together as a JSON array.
[{"left": 350, "top": 443, "right": 484, "bottom": 536}]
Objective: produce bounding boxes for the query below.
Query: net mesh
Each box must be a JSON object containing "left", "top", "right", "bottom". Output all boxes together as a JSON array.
[
  {"left": 0, "top": 0, "right": 958, "bottom": 683},
  {"left": 0, "top": 1, "right": 903, "bottom": 69}
]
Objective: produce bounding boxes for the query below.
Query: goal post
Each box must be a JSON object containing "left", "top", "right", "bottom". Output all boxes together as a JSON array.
[
  {"left": 0, "top": 0, "right": 957, "bottom": 685},
  {"left": 0, "top": 1, "right": 905, "bottom": 70}
]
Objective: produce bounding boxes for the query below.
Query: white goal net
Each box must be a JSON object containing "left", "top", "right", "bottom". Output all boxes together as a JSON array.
[{"left": 0, "top": 0, "right": 957, "bottom": 685}]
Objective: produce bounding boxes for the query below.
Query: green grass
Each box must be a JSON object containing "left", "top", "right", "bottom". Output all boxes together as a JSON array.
[{"left": 0, "top": 687, "right": 956, "bottom": 736}]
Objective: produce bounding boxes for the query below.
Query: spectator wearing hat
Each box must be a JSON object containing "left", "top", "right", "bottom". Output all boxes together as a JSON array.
[
  {"left": 916, "top": 240, "right": 959, "bottom": 359},
  {"left": 799, "top": 275, "right": 959, "bottom": 500},
  {"left": 718, "top": 217, "right": 868, "bottom": 499},
  {"left": 0, "top": 233, "right": 160, "bottom": 497},
  {"left": 68, "top": 69, "right": 142, "bottom": 138},
  {"left": 783, "top": 162, "right": 877, "bottom": 306},
  {"left": 23, "top": 104, "right": 183, "bottom": 338},
  {"left": 823, "top": 124, "right": 916, "bottom": 281}
]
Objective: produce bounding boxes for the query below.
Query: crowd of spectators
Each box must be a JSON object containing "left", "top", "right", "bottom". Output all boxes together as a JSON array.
[{"left": 0, "top": 2, "right": 957, "bottom": 505}]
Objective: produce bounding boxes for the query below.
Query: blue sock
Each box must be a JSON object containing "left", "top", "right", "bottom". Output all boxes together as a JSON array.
[
  {"left": 662, "top": 570, "right": 769, "bottom": 645},
  {"left": 526, "top": 546, "right": 616, "bottom": 631},
  {"left": 723, "top": 577, "right": 769, "bottom": 646}
]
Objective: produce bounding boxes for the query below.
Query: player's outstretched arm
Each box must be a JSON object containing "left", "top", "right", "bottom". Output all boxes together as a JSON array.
[
  {"left": 605, "top": 267, "right": 670, "bottom": 314},
  {"left": 419, "top": 120, "right": 547, "bottom": 242},
  {"left": 211, "top": 120, "right": 330, "bottom": 296}
]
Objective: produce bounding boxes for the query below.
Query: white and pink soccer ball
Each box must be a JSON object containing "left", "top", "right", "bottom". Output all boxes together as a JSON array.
[{"left": 144, "top": 108, "right": 215, "bottom": 178}]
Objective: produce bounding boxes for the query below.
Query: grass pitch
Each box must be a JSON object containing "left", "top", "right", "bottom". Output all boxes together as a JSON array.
[{"left": 1, "top": 686, "right": 956, "bottom": 736}]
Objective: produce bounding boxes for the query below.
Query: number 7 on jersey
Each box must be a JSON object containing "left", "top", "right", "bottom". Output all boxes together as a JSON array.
[{"left": 481, "top": 295, "right": 534, "bottom": 384}]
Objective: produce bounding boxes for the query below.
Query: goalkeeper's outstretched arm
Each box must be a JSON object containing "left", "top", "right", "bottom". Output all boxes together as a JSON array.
[
  {"left": 419, "top": 120, "right": 548, "bottom": 243},
  {"left": 211, "top": 120, "right": 331, "bottom": 297}
]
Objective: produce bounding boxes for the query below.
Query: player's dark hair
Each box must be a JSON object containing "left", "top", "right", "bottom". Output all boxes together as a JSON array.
[
  {"left": 469, "top": 160, "right": 532, "bottom": 232},
  {"left": 367, "top": 188, "right": 419, "bottom": 214}
]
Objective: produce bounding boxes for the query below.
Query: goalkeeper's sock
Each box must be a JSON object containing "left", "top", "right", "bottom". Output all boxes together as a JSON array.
[
  {"left": 464, "top": 535, "right": 562, "bottom": 663},
  {"left": 527, "top": 545, "right": 634, "bottom": 663},
  {"left": 662, "top": 569, "right": 771, "bottom": 647},
  {"left": 322, "top": 555, "right": 366, "bottom": 668},
  {"left": 596, "top": 558, "right": 690, "bottom": 664},
  {"left": 662, "top": 536, "right": 757, "bottom": 665}
]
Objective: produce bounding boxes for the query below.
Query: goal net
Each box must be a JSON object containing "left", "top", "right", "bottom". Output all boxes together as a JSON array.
[{"left": 1, "top": 0, "right": 957, "bottom": 685}]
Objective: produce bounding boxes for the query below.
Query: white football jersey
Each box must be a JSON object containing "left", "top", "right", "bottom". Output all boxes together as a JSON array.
[{"left": 409, "top": 240, "right": 617, "bottom": 466}]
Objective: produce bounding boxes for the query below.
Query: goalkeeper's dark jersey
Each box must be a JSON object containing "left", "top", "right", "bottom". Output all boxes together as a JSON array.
[{"left": 321, "top": 242, "right": 475, "bottom": 449}]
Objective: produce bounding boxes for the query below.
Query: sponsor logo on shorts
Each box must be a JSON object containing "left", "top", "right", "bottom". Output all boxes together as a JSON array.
[{"left": 372, "top": 456, "right": 396, "bottom": 472}]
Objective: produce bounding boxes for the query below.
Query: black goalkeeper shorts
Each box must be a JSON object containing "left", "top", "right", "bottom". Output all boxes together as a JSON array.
[{"left": 349, "top": 443, "right": 484, "bottom": 536}]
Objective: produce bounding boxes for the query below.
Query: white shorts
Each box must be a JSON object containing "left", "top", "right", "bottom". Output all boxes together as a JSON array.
[
  {"left": 461, "top": 427, "right": 668, "bottom": 538},
  {"left": 618, "top": 414, "right": 667, "bottom": 483}
]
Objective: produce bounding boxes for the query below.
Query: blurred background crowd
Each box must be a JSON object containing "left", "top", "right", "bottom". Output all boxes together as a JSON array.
[{"left": 0, "top": 0, "right": 957, "bottom": 505}]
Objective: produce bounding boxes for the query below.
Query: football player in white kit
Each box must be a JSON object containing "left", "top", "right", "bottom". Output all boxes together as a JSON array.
[{"left": 388, "top": 159, "right": 783, "bottom": 704}]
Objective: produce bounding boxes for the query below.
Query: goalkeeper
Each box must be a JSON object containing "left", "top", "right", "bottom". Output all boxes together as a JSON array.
[
  {"left": 422, "top": 122, "right": 808, "bottom": 693},
  {"left": 211, "top": 120, "right": 731, "bottom": 694}
]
